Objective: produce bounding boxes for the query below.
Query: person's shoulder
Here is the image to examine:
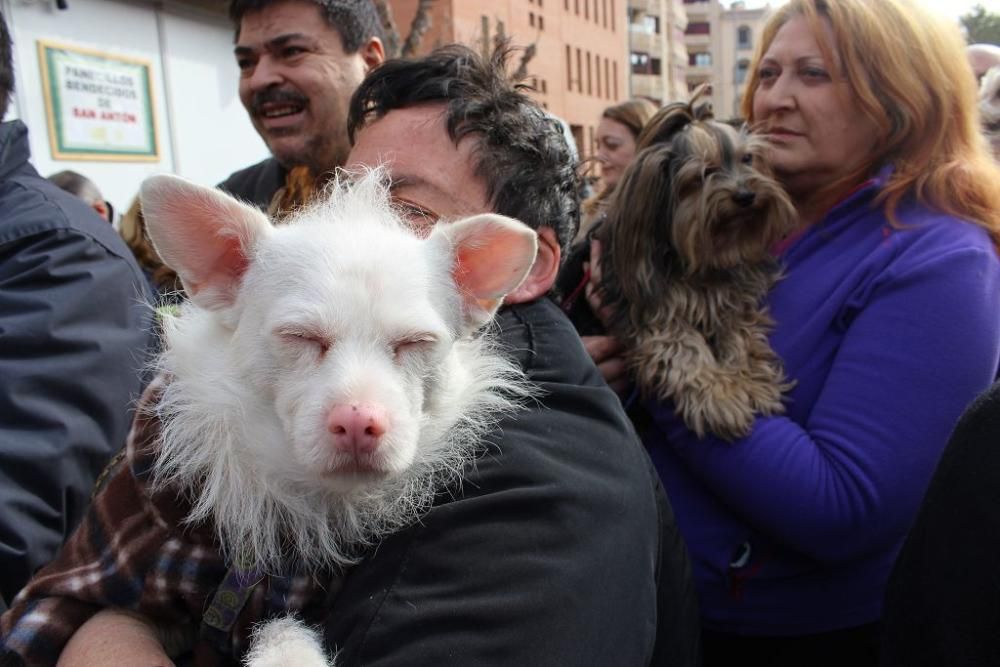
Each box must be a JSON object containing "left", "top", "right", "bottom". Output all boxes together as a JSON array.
[
  {"left": 217, "top": 157, "right": 285, "bottom": 208},
  {"left": 0, "top": 169, "right": 136, "bottom": 266}
]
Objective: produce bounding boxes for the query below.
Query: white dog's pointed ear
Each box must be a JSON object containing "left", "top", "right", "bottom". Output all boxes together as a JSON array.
[
  {"left": 434, "top": 214, "right": 538, "bottom": 331},
  {"left": 140, "top": 174, "right": 272, "bottom": 310}
]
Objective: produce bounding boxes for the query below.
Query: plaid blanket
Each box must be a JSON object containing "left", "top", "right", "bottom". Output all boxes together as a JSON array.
[{"left": 0, "top": 376, "right": 336, "bottom": 666}]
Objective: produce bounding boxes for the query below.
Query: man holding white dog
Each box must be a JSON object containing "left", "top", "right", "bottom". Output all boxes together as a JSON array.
[{"left": 1, "top": 44, "right": 699, "bottom": 667}]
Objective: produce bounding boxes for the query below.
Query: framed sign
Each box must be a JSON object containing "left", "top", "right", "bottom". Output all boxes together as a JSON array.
[{"left": 37, "top": 40, "right": 159, "bottom": 161}]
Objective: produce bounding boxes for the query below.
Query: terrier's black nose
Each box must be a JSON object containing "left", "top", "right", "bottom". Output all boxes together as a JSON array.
[{"left": 733, "top": 190, "right": 756, "bottom": 207}]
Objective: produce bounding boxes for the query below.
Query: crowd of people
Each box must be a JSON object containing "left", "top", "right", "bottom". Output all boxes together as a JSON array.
[{"left": 0, "top": 0, "right": 999, "bottom": 665}]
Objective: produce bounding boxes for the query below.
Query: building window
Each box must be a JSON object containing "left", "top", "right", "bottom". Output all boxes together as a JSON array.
[
  {"left": 631, "top": 51, "right": 652, "bottom": 74},
  {"left": 595, "top": 55, "right": 602, "bottom": 97},
  {"left": 541, "top": 79, "right": 548, "bottom": 94},
  {"left": 737, "top": 25, "right": 752, "bottom": 49},
  {"left": 651, "top": 57, "right": 662, "bottom": 75},
  {"left": 576, "top": 48, "right": 583, "bottom": 91},
  {"left": 586, "top": 51, "right": 593, "bottom": 94},
  {"left": 604, "top": 57, "right": 611, "bottom": 98},
  {"left": 611, "top": 0, "right": 616, "bottom": 31},
  {"left": 602, "top": 0, "right": 608, "bottom": 27},
  {"left": 735, "top": 58, "right": 750, "bottom": 84},
  {"left": 539, "top": 15, "right": 545, "bottom": 30},
  {"left": 529, "top": 12, "right": 535, "bottom": 27},
  {"left": 566, "top": 45, "right": 573, "bottom": 88},
  {"left": 584, "top": 0, "right": 589, "bottom": 19},
  {"left": 689, "top": 51, "right": 712, "bottom": 66},
  {"left": 575, "top": 0, "right": 579, "bottom": 15},
  {"left": 565, "top": 0, "right": 569, "bottom": 8},
  {"left": 613, "top": 59, "right": 618, "bottom": 98},
  {"left": 646, "top": 15, "right": 660, "bottom": 33},
  {"left": 686, "top": 21, "right": 710, "bottom": 35}
]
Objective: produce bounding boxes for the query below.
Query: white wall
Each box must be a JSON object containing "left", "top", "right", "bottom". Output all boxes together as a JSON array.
[
  {"left": 3, "top": 0, "right": 267, "bottom": 213},
  {"left": 159, "top": 4, "right": 268, "bottom": 188}
]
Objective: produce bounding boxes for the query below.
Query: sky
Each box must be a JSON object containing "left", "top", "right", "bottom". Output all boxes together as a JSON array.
[{"left": 736, "top": 0, "right": 988, "bottom": 22}]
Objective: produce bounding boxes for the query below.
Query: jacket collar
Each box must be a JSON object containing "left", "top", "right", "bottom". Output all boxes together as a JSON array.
[{"left": 0, "top": 120, "right": 32, "bottom": 182}]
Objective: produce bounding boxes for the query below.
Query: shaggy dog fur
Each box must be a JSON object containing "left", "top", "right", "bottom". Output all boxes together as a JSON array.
[
  {"left": 139, "top": 169, "right": 537, "bottom": 665},
  {"left": 595, "top": 97, "right": 798, "bottom": 441}
]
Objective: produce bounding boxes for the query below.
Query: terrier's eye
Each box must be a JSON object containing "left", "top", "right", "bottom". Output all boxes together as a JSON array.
[{"left": 741, "top": 153, "right": 754, "bottom": 165}]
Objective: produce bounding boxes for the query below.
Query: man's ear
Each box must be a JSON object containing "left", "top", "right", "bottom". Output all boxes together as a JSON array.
[
  {"left": 140, "top": 174, "right": 272, "bottom": 311},
  {"left": 359, "top": 37, "right": 385, "bottom": 72},
  {"left": 432, "top": 214, "right": 537, "bottom": 333},
  {"left": 504, "top": 227, "right": 561, "bottom": 305}
]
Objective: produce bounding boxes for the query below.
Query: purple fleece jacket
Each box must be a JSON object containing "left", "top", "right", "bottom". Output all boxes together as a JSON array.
[{"left": 644, "top": 172, "right": 1000, "bottom": 636}]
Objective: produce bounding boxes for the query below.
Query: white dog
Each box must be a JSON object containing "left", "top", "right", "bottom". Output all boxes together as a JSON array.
[{"left": 138, "top": 169, "right": 538, "bottom": 666}]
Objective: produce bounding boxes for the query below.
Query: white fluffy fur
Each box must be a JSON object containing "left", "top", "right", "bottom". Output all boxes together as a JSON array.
[
  {"left": 244, "top": 617, "right": 333, "bottom": 667},
  {"left": 141, "top": 169, "right": 535, "bottom": 580}
]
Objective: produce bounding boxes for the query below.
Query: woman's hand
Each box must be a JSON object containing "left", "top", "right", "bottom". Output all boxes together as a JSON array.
[
  {"left": 581, "top": 239, "right": 630, "bottom": 395},
  {"left": 583, "top": 239, "right": 615, "bottom": 329},
  {"left": 582, "top": 334, "right": 630, "bottom": 395}
]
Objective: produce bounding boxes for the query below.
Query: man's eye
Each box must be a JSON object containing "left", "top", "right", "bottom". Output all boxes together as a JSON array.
[
  {"left": 397, "top": 201, "right": 439, "bottom": 224},
  {"left": 282, "top": 46, "right": 306, "bottom": 58},
  {"left": 236, "top": 58, "right": 254, "bottom": 71}
]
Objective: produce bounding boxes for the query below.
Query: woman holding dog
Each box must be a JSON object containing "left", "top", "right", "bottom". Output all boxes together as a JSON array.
[{"left": 585, "top": 0, "right": 1000, "bottom": 664}]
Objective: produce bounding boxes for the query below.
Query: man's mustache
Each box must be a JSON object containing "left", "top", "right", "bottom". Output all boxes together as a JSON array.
[{"left": 251, "top": 89, "right": 309, "bottom": 114}]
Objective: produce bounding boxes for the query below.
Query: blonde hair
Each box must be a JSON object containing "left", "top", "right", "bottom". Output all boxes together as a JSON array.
[
  {"left": 581, "top": 98, "right": 659, "bottom": 224},
  {"left": 742, "top": 0, "right": 1000, "bottom": 246},
  {"left": 119, "top": 196, "right": 181, "bottom": 295}
]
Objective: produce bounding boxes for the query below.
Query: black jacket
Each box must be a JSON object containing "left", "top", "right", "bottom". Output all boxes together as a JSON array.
[
  {"left": 324, "top": 298, "right": 700, "bottom": 666},
  {"left": 881, "top": 381, "right": 1000, "bottom": 666},
  {"left": 0, "top": 120, "right": 155, "bottom": 609},
  {"left": 217, "top": 157, "right": 286, "bottom": 210}
]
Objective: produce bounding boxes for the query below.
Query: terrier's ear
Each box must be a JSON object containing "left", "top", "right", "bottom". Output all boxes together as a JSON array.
[
  {"left": 140, "top": 174, "right": 272, "bottom": 311},
  {"left": 432, "top": 214, "right": 538, "bottom": 332}
]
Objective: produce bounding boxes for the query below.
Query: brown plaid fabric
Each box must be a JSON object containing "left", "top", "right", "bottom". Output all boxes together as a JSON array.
[{"left": 0, "top": 376, "right": 335, "bottom": 666}]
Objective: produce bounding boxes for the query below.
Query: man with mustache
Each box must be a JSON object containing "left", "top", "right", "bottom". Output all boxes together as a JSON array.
[{"left": 219, "top": 0, "right": 385, "bottom": 214}]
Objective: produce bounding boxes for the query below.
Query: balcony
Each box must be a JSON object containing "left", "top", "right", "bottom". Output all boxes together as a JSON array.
[
  {"left": 632, "top": 73, "right": 663, "bottom": 100},
  {"left": 630, "top": 31, "right": 658, "bottom": 53},
  {"left": 687, "top": 63, "right": 713, "bottom": 79}
]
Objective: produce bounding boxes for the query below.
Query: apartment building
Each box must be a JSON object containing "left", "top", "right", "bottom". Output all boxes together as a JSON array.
[
  {"left": 628, "top": 0, "right": 688, "bottom": 105},
  {"left": 683, "top": 0, "right": 769, "bottom": 120},
  {"left": 391, "top": 0, "right": 630, "bottom": 160}
]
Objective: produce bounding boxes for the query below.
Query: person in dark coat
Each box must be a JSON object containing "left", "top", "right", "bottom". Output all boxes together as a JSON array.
[
  {"left": 881, "top": 381, "right": 1000, "bottom": 666},
  {"left": 0, "top": 9, "right": 154, "bottom": 611}
]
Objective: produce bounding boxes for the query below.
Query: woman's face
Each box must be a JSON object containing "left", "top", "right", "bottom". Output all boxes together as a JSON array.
[
  {"left": 595, "top": 117, "right": 638, "bottom": 191},
  {"left": 751, "top": 14, "right": 880, "bottom": 199}
]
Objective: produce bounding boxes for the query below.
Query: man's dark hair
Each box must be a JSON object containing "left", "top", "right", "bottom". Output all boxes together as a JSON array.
[
  {"left": 0, "top": 9, "right": 13, "bottom": 122},
  {"left": 347, "top": 43, "right": 580, "bottom": 252},
  {"left": 229, "top": 0, "right": 384, "bottom": 53}
]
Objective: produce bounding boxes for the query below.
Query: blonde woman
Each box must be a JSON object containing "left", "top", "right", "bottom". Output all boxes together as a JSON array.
[{"left": 577, "top": 98, "right": 656, "bottom": 241}]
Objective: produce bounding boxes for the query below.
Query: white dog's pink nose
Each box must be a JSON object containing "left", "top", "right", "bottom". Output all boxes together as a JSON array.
[{"left": 327, "top": 403, "right": 388, "bottom": 455}]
